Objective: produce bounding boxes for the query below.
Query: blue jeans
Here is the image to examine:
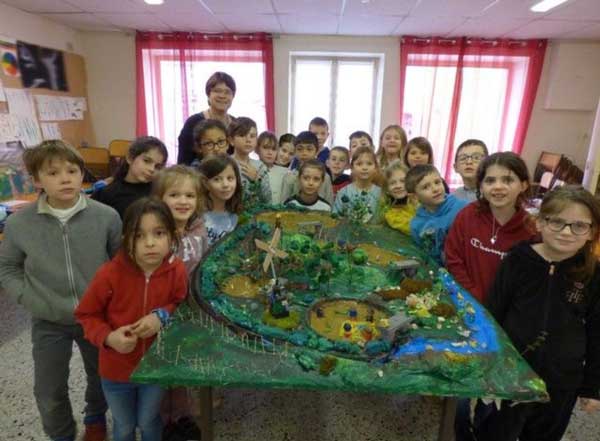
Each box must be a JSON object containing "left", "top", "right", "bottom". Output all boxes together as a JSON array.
[{"left": 101, "top": 379, "right": 164, "bottom": 441}]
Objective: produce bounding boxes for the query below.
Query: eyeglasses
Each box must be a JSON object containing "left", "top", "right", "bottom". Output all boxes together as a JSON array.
[
  {"left": 544, "top": 217, "right": 592, "bottom": 236},
  {"left": 211, "top": 87, "right": 233, "bottom": 96},
  {"left": 457, "top": 153, "right": 485, "bottom": 164},
  {"left": 200, "top": 139, "right": 228, "bottom": 151}
]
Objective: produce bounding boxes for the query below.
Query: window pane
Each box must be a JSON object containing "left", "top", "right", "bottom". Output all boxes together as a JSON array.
[
  {"left": 334, "top": 60, "right": 375, "bottom": 146},
  {"left": 403, "top": 65, "right": 457, "bottom": 171},
  {"left": 449, "top": 67, "right": 508, "bottom": 186},
  {"left": 292, "top": 59, "right": 331, "bottom": 135},
  {"left": 185, "top": 60, "right": 267, "bottom": 131}
]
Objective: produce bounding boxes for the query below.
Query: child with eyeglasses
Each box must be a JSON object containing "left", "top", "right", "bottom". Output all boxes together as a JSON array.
[
  {"left": 191, "top": 119, "right": 230, "bottom": 167},
  {"left": 453, "top": 139, "right": 489, "bottom": 202},
  {"left": 456, "top": 185, "right": 600, "bottom": 441}
]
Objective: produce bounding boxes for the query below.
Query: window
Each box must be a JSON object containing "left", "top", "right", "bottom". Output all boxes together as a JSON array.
[
  {"left": 136, "top": 32, "right": 274, "bottom": 163},
  {"left": 289, "top": 53, "right": 383, "bottom": 148},
  {"left": 400, "top": 37, "right": 546, "bottom": 186}
]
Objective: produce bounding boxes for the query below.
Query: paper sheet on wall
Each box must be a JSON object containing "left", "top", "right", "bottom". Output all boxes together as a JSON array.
[
  {"left": 35, "top": 95, "right": 87, "bottom": 121},
  {"left": 35, "top": 95, "right": 67, "bottom": 120},
  {"left": 0, "top": 79, "right": 6, "bottom": 102},
  {"left": 14, "top": 116, "right": 42, "bottom": 147},
  {"left": 0, "top": 113, "right": 41, "bottom": 147},
  {"left": 4, "top": 88, "right": 36, "bottom": 118},
  {"left": 0, "top": 114, "right": 20, "bottom": 143},
  {"left": 66, "top": 97, "right": 86, "bottom": 120},
  {"left": 40, "top": 122, "right": 61, "bottom": 140}
]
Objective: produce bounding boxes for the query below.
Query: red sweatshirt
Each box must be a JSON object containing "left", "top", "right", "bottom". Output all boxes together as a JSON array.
[
  {"left": 444, "top": 202, "right": 535, "bottom": 303},
  {"left": 75, "top": 251, "right": 188, "bottom": 382}
]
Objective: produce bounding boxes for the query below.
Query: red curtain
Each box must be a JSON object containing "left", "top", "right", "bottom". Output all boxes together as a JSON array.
[
  {"left": 136, "top": 32, "right": 274, "bottom": 161},
  {"left": 399, "top": 36, "right": 546, "bottom": 184}
]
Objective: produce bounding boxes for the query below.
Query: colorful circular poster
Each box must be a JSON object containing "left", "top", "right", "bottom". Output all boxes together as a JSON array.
[{"left": 1, "top": 50, "right": 19, "bottom": 77}]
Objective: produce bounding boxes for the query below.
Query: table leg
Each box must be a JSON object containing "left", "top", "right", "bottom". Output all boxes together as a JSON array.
[
  {"left": 197, "top": 386, "right": 214, "bottom": 441},
  {"left": 437, "top": 397, "right": 457, "bottom": 441}
]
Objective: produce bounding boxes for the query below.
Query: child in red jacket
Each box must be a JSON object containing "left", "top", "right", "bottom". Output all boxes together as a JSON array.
[
  {"left": 444, "top": 152, "right": 535, "bottom": 303},
  {"left": 76, "top": 198, "right": 187, "bottom": 441}
]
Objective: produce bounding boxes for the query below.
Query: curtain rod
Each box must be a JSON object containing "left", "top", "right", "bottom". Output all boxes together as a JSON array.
[{"left": 402, "top": 36, "right": 542, "bottom": 47}]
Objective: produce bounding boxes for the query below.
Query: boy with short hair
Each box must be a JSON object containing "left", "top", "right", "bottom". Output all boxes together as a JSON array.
[
  {"left": 406, "top": 164, "right": 468, "bottom": 264},
  {"left": 280, "top": 131, "right": 334, "bottom": 204},
  {"left": 327, "top": 146, "right": 351, "bottom": 196},
  {"left": 284, "top": 159, "right": 332, "bottom": 212},
  {"left": 257, "top": 131, "right": 288, "bottom": 204},
  {"left": 453, "top": 139, "right": 488, "bottom": 202},
  {"left": 0, "top": 141, "right": 122, "bottom": 441},
  {"left": 349, "top": 131, "right": 374, "bottom": 156},
  {"left": 309, "top": 116, "right": 331, "bottom": 163}
]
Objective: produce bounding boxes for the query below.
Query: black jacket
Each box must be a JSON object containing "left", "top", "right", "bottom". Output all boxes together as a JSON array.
[
  {"left": 177, "top": 112, "right": 206, "bottom": 165},
  {"left": 487, "top": 241, "right": 600, "bottom": 398},
  {"left": 91, "top": 179, "right": 152, "bottom": 219}
]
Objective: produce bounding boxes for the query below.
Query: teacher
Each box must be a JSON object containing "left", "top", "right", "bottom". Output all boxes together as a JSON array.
[{"left": 177, "top": 71, "right": 236, "bottom": 165}]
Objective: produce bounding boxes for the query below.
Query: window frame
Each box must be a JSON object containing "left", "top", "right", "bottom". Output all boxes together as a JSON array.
[{"left": 288, "top": 52, "right": 384, "bottom": 146}]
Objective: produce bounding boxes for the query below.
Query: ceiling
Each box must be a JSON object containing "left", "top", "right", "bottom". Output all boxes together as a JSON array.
[{"left": 2, "top": 0, "right": 600, "bottom": 39}]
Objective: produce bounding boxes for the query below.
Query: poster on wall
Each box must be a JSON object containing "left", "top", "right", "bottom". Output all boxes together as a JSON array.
[
  {"left": 0, "top": 40, "right": 20, "bottom": 77},
  {"left": 16, "top": 41, "right": 67, "bottom": 91},
  {"left": 0, "top": 141, "right": 34, "bottom": 200}
]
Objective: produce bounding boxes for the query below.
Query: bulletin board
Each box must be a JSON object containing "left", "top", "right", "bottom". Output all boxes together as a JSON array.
[{"left": 0, "top": 42, "right": 95, "bottom": 148}]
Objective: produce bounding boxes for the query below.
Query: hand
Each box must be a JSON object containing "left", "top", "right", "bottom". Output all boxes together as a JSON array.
[
  {"left": 130, "top": 313, "right": 161, "bottom": 339},
  {"left": 105, "top": 326, "right": 138, "bottom": 354},
  {"left": 240, "top": 162, "right": 258, "bottom": 181},
  {"left": 579, "top": 398, "right": 600, "bottom": 413}
]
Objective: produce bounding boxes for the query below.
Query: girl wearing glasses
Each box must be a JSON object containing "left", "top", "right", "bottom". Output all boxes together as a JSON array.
[
  {"left": 461, "top": 185, "right": 600, "bottom": 441},
  {"left": 444, "top": 152, "right": 535, "bottom": 303},
  {"left": 191, "top": 119, "right": 230, "bottom": 167},
  {"left": 177, "top": 72, "right": 237, "bottom": 165}
]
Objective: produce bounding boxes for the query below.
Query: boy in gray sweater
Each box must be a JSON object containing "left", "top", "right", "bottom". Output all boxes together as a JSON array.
[{"left": 0, "top": 141, "right": 122, "bottom": 441}]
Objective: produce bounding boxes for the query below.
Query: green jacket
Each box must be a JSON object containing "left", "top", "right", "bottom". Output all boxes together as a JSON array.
[{"left": 0, "top": 195, "right": 122, "bottom": 324}]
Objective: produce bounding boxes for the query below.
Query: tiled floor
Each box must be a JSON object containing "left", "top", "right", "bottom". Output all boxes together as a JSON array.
[{"left": 1, "top": 291, "right": 599, "bottom": 440}]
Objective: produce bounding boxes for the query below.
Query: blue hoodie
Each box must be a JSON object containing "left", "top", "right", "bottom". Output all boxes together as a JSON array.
[{"left": 410, "top": 194, "right": 468, "bottom": 264}]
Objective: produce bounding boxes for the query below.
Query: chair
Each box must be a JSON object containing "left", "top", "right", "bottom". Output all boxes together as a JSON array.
[
  {"left": 108, "top": 139, "right": 131, "bottom": 175},
  {"left": 77, "top": 146, "right": 110, "bottom": 179},
  {"left": 532, "top": 151, "right": 583, "bottom": 198}
]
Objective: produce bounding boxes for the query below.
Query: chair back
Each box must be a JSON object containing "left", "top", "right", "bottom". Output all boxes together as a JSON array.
[
  {"left": 77, "top": 146, "right": 110, "bottom": 179},
  {"left": 108, "top": 140, "right": 131, "bottom": 175},
  {"left": 108, "top": 139, "right": 131, "bottom": 158}
]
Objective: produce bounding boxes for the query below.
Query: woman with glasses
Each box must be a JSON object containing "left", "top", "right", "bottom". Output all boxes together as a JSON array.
[{"left": 177, "top": 72, "right": 237, "bottom": 165}]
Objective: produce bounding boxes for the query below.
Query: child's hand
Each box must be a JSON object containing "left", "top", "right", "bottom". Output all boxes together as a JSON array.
[
  {"left": 240, "top": 162, "right": 258, "bottom": 181},
  {"left": 579, "top": 398, "right": 600, "bottom": 413},
  {"left": 105, "top": 326, "right": 138, "bottom": 354},
  {"left": 130, "top": 313, "right": 161, "bottom": 339}
]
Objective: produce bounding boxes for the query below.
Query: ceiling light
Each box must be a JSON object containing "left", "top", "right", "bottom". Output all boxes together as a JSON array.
[
  {"left": 530, "top": 0, "right": 570, "bottom": 12},
  {"left": 144, "top": 0, "right": 164, "bottom": 5}
]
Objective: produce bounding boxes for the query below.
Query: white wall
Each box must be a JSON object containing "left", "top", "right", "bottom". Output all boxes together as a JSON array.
[
  {"left": 273, "top": 34, "right": 400, "bottom": 138},
  {"left": 21, "top": 26, "right": 597, "bottom": 172},
  {"left": 521, "top": 40, "right": 600, "bottom": 172},
  {"left": 80, "top": 32, "right": 136, "bottom": 147},
  {"left": 0, "top": 3, "right": 83, "bottom": 54}
]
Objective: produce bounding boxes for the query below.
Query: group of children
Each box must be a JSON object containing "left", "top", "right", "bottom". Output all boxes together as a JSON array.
[{"left": 1, "top": 110, "right": 600, "bottom": 441}]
